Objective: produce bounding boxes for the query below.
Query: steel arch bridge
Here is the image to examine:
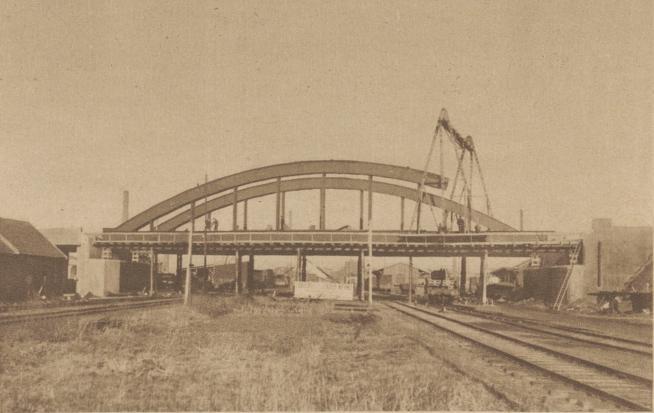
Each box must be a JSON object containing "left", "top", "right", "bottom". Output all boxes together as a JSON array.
[
  {"left": 109, "top": 160, "right": 514, "bottom": 233},
  {"left": 96, "top": 160, "right": 581, "bottom": 259}
]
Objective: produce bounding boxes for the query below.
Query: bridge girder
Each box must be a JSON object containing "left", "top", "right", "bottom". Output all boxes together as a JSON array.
[{"left": 155, "top": 177, "right": 514, "bottom": 231}]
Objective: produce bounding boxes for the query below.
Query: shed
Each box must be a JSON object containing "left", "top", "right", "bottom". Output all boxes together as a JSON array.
[
  {"left": 373, "top": 262, "right": 430, "bottom": 293},
  {"left": 0, "top": 217, "right": 67, "bottom": 301}
]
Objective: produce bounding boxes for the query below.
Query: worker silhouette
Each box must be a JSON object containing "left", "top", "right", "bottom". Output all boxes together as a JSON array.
[{"left": 456, "top": 216, "right": 466, "bottom": 233}]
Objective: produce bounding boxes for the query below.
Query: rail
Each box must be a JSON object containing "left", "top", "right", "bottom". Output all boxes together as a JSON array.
[
  {"left": 388, "top": 301, "right": 652, "bottom": 411},
  {"left": 0, "top": 298, "right": 182, "bottom": 325}
]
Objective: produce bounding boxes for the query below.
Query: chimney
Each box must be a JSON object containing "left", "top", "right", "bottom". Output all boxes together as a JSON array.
[{"left": 122, "top": 190, "right": 129, "bottom": 223}]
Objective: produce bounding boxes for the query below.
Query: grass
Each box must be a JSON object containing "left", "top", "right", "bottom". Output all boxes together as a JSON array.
[{"left": 0, "top": 295, "right": 511, "bottom": 411}]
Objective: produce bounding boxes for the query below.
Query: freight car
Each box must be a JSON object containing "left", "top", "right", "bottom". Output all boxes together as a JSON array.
[
  {"left": 420, "top": 269, "right": 458, "bottom": 306},
  {"left": 423, "top": 279, "right": 458, "bottom": 305}
]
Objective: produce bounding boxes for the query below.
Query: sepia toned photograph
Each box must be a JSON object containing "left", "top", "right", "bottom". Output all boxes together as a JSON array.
[{"left": 1, "top": 1, "right": 652, "bottom": 411}]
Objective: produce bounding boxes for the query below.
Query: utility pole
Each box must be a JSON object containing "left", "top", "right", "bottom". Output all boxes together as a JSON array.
[
  {"left": 203, "top": 173, "right": 208, "bottom": 284},
  {"left": 367, "top": 218, "right": 373, "bottom": 305},
  {"left": 481, "top": 250, "right": 488, "bottom": 305},
  {"left": 358, "top": 250, "right": 364, "bottom": 301},
  {"left": 149, "top": 247, "right": 156, "bottom": 296},
  {"left": 184, "top": 227, "right": 193, "bottom": 306}
]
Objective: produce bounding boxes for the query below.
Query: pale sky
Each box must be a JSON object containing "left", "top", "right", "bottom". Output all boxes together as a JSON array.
[{"left": 1, "top": 0, "right": 652, "bottom": 242}]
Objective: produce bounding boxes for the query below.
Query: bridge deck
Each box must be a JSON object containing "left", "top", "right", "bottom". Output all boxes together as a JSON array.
[{"left": 94, "top": 231, "right": 582, "bottom": 257}]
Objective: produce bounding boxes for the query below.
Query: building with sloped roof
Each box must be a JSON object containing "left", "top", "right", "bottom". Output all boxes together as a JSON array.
[
  {"left": 40, "top": 227, "right": 83, "bottom": 256},
  {"left": 372, "top": 262, "right": 430, "bottom": 293},
  {"left": 0, "top": 217, "right": 67, "bottom": 301}
]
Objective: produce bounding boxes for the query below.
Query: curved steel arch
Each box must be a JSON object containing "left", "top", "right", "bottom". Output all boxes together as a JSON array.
[
  {"left": 156, "top": 177, "right": 515, "bottom": 231},
  {"left": 114, "top": 160, "right": 448, "bottom": 231}
]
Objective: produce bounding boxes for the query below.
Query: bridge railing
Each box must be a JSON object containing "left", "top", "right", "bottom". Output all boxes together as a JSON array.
[{"left": 94, "top": 231, "right": 580, "bottom": 246}]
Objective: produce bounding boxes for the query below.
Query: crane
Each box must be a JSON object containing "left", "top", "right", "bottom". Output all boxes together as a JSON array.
[{"left": 409, "top": 108, "right": 494, "bottom": 233}]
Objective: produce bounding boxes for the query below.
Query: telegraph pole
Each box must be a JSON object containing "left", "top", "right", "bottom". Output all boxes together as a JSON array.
[
  {"left": 203, "top": 173, "right": 208, "bottom": 274},
  {"left": 367, "top": 218, "right": 373, "bottom": 305}
]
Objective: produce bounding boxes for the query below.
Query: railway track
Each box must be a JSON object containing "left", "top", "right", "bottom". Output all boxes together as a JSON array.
[
  {"left": 388, "top": 301, "right": 653, "bottom": 411},
  {"left": 0, "top": 298, "right": 182, "bottom": 325},
  {"left": 448, "top": 304, "right": 652, "bottom": 356}
]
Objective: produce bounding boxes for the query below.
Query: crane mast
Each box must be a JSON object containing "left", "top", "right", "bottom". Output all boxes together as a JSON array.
[{"left": 410, "top": 109, "right": 494, "bottom": 233}]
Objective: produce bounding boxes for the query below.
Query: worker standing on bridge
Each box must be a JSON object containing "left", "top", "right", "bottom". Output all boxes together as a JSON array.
[{"left": 457, "top": 216, "right": 465, "bottom": 233}]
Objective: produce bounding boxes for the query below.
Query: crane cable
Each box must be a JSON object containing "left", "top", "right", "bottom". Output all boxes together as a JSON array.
[{"left": 473, "top": 150, "right": 493, "bottom": 216}]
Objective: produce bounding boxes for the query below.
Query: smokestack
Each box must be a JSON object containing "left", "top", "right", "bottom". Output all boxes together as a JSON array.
[
  {"left": 122, "top": 190, "right": 129, "bottom": 223},
  {"left": 519, "top": 209, "right": 524, "bottom": 231}
]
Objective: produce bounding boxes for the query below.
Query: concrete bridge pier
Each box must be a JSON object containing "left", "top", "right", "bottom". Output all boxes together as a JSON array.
[
  {"left": 357, "top": 251, "right": 363, "bottom": 300},
  {"left": 247, "top": 255, "right": 255, "bottom": 294},
  {"left": 301, "top": 254, "right": 307, "bottom": 281},
  {"left": 480, "top": 250, "right": 488, "bottom": 304},
  {"left": 176, "top": 253, "right": 183, "bottom": 291},
  {"left": 149, "top": 247, "right": 157, "bottom": 295},
  {"left": 234, "top": 250, "right": 241, "bottom": 294},
  {"left": 460, "top": 256, "right": 467, "bottom": 296}
]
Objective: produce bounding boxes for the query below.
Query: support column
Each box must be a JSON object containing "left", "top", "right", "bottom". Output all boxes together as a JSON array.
[
  {"left": 400, "top": 197, "right": 405, "bottom": 231},
  {"left": 203, "top": 224, "right": 208, "bottom": 279},
  {"left": 367, "top": 228, "right": 373, "bottom": 305},
  {"left": 296, "top": 248, "right": 302, "bottom": 281},
  {"left": 367, "top": 175, "right": 373, "bottom": 227},
  {"left": 480, "top": 250, "right": 488, "bottom": 305},
  {"left": 243, "top": 200, "right": 248, "bottom": 230},
  {"left": 301, "top": 255, "right": 307, "bottom": 281},
  {"left": 234, "top": 250, "right": 240, "bottom": 294},
  {"left": 176, "top": 253, "right": 183, "bottom": 292},
  {"left": 356, "top": 252, "right": 363, "bottom": 300},
  {"left": 460, "top": 256, "right": 467, "bottom": 296},
  {"left": 275, "top": 178, "right": 281, "bottom": 230},
  {"left": 247, "top": 255, "right": 254, "bottom": 294},
  {"left": 319, "top": 173, "right": 326, "bottom": 230},
  {"left": 359, "top": 190, "right": 364, "bottom": 230},
  {"left": 232, "top": 187, "right": 238, "bottom": 230},
  {"left": 184, "top": 228, "right": 193, "bottom": 305},
  {"left": 408, "top": 256, "right": 413, "bottom": 303},
  {"left": 149, "top": 247, "right": 156, "bottom": 295},
  {"left": 281, "top": 192, "right": 286, "bottom": 230},
  {"left": 416, "top": 183, "right": 422, "bottom": 232}
]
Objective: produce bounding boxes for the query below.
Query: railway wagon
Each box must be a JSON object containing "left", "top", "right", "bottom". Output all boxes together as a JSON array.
[{"left": 423, "top": 279, "right": 459, "bottom": 305}]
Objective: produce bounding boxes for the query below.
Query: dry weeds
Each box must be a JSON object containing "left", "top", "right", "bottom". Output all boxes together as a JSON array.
[{"left": 0, "top": 295, "right": 511, "bottom": 411}]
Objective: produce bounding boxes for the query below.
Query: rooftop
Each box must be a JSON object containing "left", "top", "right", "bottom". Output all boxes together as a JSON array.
[{"left": 0, "top": 217, "right": 66, "bottom": 259}]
